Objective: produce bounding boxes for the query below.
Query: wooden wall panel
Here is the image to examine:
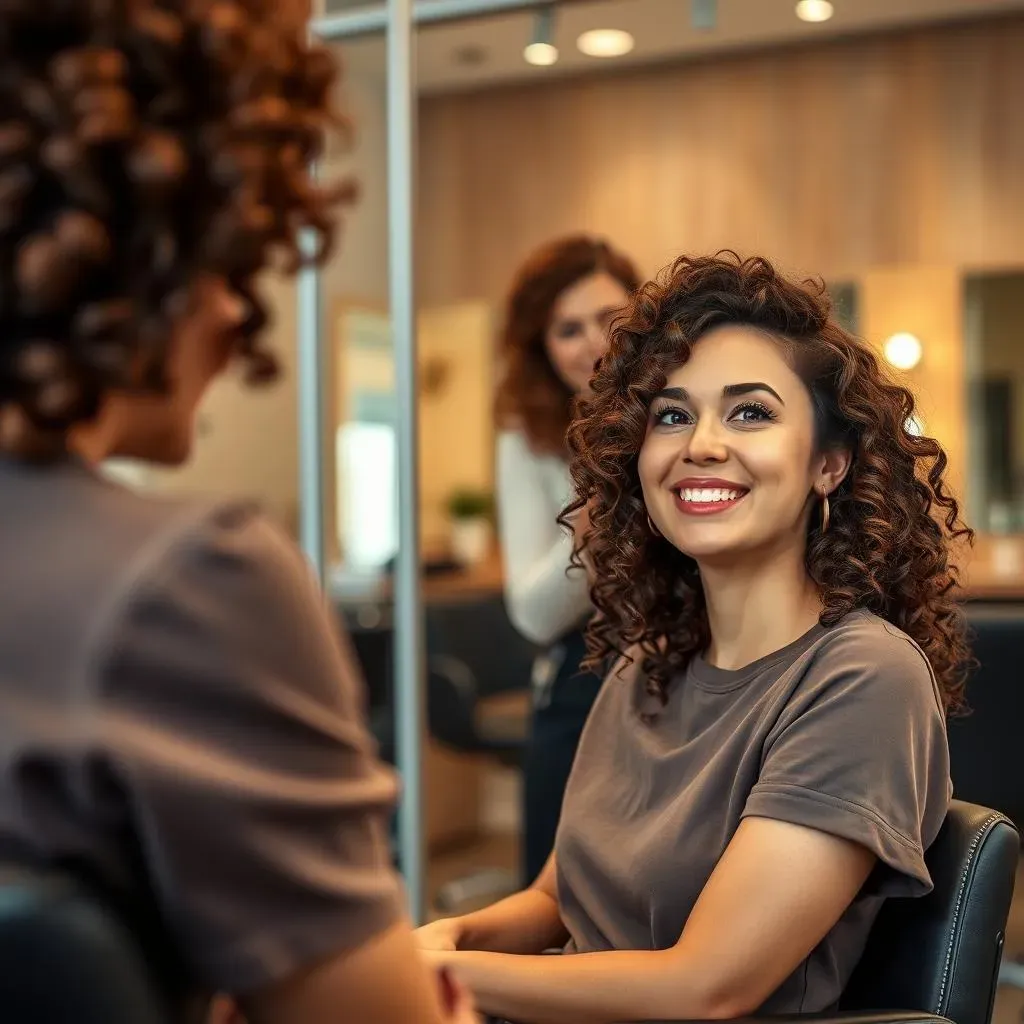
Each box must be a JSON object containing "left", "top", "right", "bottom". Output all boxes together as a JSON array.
[{"left": 417, "top": 15, "right": 1024, "bottom": 306}]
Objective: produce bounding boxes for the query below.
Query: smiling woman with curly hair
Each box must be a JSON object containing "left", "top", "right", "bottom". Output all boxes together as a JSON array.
[
  {"left": 570, "top": 254, "right": 972, "bottom": 714},
  {"left": 417, "top": 253, "right": 970, "bottom": 1024}
]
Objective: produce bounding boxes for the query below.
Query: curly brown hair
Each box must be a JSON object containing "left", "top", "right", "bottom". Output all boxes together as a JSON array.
[
  {"left": 0, "top": 0, "right": 349, "bottom": 456},
  {"left": 563, "top": 252, "right": 973, "bottom": 713},
  {"left": 495, "top": 235, "right": 640, "bottom": 456}
]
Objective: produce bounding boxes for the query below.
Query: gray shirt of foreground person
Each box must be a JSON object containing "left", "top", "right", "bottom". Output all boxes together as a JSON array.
[
  {"left": 557, "top": 610, "right": 952, "bottom": 1014},
  {"left": 0, "top": 457, "right": 403, "bottom": 996}
]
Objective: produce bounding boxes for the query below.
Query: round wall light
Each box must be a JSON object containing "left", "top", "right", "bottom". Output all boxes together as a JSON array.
[{"left": 883, "top": 332, "right": 923, "bottom": 371}]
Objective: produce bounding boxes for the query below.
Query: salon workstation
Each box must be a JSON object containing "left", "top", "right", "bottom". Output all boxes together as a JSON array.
[{"left": 3, "top": 1, "right": 1024, "bottom": 1023}]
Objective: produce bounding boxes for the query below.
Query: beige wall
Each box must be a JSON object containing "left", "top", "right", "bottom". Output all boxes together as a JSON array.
[{"left": 147, "top": 273, "right": 301, "bottom": 527}]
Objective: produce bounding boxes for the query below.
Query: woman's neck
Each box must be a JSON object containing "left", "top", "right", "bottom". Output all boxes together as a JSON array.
[{"left": 699, "top": 546, "right": 823, "bottom": 671}]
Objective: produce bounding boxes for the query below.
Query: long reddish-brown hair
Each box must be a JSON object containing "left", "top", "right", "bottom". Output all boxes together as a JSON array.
[
  {"left": 562, "top": 252, "right": 973, "bottom": 713},
  {"left": 495, "top": 235, "right": 640, "bottom": 456}
]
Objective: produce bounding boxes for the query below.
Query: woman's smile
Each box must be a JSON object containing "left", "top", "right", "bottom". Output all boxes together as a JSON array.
[{"left": 671, "top": 477, "right": 750, "bottom": 515}]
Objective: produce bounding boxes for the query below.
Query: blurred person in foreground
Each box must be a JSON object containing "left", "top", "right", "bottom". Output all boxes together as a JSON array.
[
  {"left": 494, "top": 236, "right": 640, "bottom": 884},
  {"left": 0, "top": 2, "right": 475, "bottom": 1023}
]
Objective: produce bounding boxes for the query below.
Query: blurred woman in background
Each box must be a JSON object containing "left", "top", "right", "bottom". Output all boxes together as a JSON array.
[{"left": 494, "top": 236, "right": 640, "bottom": 884}]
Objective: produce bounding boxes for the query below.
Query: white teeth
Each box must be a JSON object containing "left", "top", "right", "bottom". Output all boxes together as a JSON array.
[{"left": 680, "top": 488, "right": 743, "bottom": 503}]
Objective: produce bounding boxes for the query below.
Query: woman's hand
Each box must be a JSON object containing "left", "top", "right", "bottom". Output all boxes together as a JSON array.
[
  {"left": 414, "top": 917, "right": 463, "bottom": 952},
  {"left": 438, "top": 965, "right": 482, "bottom": 1024}
]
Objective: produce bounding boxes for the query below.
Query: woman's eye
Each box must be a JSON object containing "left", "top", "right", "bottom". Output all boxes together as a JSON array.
[
  {"left": 730, "top": 402, "right": 774, "bottom": 424},
  {"left": 653, "top": 406, "right": 691, "bottom": 427}
]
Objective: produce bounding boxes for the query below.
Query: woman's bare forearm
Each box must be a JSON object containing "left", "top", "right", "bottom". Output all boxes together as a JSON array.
[
  {"left": 433, "top": 947, "right": 728, "bottom": 1024},
  {"left": 454, "top": 888, "right": 568, "bottom": 954}
]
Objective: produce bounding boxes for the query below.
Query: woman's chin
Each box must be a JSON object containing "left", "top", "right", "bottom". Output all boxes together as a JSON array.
[{"left": 667, "top": 531, "right": 751, "bottom": 568}]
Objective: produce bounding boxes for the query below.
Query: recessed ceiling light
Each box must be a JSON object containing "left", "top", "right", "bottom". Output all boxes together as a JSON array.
[
  {"left": 796, "top": 0, "right": 834, "bottom": 23},
  {"left": 525, "top": 6, "right": 558, "bottom": 66},
  {"left": 524, "top": 41, "right": 558, "bottom": 66},
  {"left": 577, "top": 29, "right": 634, "bottom": 58}
]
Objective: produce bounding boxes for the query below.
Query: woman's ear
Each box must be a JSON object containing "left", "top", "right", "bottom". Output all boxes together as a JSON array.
[{"left": 817, "top": 447, "right": 852, "bottom": 495}]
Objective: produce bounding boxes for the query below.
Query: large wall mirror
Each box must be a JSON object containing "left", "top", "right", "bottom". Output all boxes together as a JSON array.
[{"left": 311, "top": 0, "right": 1024, "bottom": 912}]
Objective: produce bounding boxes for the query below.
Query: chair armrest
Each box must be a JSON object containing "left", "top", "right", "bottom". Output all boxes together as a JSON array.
[{"left": 617, "top": 1014, "right": 952, "bottom": 1024}]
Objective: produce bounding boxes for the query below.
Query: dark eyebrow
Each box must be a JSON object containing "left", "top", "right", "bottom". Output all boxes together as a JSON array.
[
  {"left": 650, "top": 386, "right": 688, "bottom": 403},
  {"left": 649, "top": 382, "right": 785, "bottom": 405},
  {"left": 723, "top": 381, "right": 785, "bottom": 405}
]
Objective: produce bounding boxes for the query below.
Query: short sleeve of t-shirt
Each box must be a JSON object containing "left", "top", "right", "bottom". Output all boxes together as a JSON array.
[
  {"left": 742, "top": 620, "right": 951, "bottom": 897},
  {"left": 96, "top": 504, "right": 403, "bottom": 994}
]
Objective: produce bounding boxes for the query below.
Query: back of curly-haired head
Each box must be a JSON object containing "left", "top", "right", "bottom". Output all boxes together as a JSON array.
[
  {"left": 563, "top": 252, "right": 973, "bottom": 714},
  {"left": 0, "top": 0, "right": 350, "bottom": 456}
]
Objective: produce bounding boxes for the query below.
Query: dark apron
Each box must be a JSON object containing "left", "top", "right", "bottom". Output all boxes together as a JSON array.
[{"left": 522, "top": 626, "right": 604, "bottom": 885}]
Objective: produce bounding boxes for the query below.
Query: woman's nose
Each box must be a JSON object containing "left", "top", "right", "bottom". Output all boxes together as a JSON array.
[{"left": 684, "top": 415, "right": 728, "bottom": 464}]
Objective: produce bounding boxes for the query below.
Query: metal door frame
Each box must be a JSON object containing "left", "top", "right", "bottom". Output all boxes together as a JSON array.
[{"left": 303, "top": 0, "right": 546, "bottom": 921}]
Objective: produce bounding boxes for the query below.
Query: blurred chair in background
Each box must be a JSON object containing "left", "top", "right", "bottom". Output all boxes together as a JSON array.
[
  {"left": 425, "top": 594, "right": 536, "bottom": 913},
  {"left": 346, "top": 592, "right": 535, "bottom": 913}
]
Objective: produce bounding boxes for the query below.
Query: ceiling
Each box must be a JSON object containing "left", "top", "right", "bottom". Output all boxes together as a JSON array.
[{"left": 327, "top": 0, "right": 1024, "bottom": 94}]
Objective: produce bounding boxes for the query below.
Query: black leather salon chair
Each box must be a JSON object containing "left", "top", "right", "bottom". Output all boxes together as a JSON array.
[
  {"left": 0, "top": 866, "right": 182, "bottom": 1023},
  {"left": 502, "top": 801, "right": 1018, "bottom": 1024}
]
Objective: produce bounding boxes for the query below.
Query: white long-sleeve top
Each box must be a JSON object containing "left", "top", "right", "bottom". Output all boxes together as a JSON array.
[{"left": 496, "top": 429, "right": 591, "bottom": 647}]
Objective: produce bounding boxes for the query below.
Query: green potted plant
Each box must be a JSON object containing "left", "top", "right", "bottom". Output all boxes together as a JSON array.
[{"left": 447, "top": 487, "right": 494, "bottom": 566}]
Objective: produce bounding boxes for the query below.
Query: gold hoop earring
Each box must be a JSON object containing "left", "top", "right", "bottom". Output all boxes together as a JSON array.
[
  {"left": 820, "top": 490, "right": 831, "bottom": 534},
  {"left": 646, "top": 513, "right": 662, "bottom": 538}
]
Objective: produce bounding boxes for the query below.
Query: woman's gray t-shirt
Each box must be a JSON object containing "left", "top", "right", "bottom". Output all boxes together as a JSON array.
[
  {"left": 555, "top": 610, "right": 951, "bottom": 1014},
  {"left": 0, "top": 458, "right": 402, "bottom": 997}
]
